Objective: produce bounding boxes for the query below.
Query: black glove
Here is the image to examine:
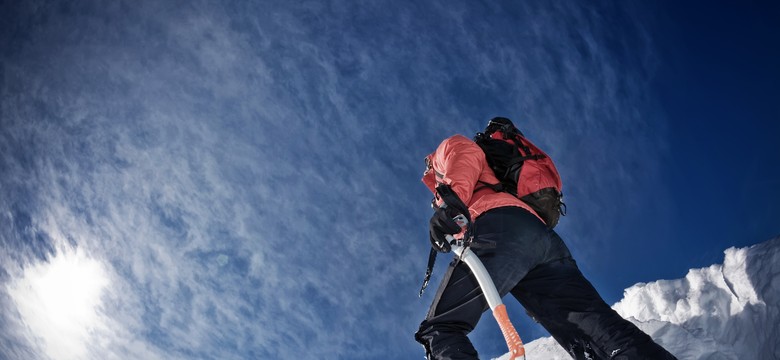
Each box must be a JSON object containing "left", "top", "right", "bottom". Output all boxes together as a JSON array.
[{"left": 429, "top": 206, "right": 462, "bottom": 253}]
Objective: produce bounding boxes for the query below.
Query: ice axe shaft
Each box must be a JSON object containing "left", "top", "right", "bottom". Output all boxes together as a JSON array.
[{"left": 447, "top": 234, "right": 526, "bottom": 360}]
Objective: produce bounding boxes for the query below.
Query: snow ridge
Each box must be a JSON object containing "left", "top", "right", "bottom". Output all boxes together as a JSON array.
[{"left": 496, "top": 237, "right": 780, "bottom": 360}]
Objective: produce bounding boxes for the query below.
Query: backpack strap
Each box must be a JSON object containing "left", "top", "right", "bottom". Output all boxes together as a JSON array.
[
  {"left": 506, "top": 153, "right": 545, "bottom": 167},
  {"left": 509, "top": 135, "right": 535, "bottom": 159}
]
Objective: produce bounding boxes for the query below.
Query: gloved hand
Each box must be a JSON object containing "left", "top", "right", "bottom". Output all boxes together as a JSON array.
[{"left": 429, "top": 206, "right": 463, "bottom": 253}]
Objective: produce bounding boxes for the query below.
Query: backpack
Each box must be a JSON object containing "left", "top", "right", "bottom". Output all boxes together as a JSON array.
[{"left": 474, "top": 117, "right": 566, "bottom": 228}]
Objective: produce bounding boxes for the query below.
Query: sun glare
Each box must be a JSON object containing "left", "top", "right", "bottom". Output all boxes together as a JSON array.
[{"left": 9, "top": 247, "right": 110, "bottom": 360}]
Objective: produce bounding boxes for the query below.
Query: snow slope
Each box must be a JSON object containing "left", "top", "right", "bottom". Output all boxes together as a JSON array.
[{"left": 495, "top": 237, "right": 780, "bottom": 359}]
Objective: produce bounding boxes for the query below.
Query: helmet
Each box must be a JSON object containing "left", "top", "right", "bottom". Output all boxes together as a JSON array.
[{"left": 484, "top": 117, "right": 522, "bottom": 138}]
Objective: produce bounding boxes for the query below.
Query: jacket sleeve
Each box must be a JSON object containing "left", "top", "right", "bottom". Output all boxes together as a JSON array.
[{"left": 433, "top": 135, "right": 485, "bottom": 206}]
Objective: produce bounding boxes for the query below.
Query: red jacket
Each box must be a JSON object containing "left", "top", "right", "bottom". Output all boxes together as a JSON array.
[{"left": 422, "top": 135, "right": 543, "bottom": 223}]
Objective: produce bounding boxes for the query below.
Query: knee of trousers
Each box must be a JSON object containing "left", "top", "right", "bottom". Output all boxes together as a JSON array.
[
  {"left": 415, "top": 327, "right": 478, "bottom": 360},
  {"left": 415, "top": 322, "right": 475, "bottom": 347},
  {"left": 415, "top": 320, "right": 472, "bottom": 342}
]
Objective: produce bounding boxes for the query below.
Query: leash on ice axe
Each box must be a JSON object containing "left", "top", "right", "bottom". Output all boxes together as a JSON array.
[{"left": 421, "top": 185, "right": 526, "bottom": 360}]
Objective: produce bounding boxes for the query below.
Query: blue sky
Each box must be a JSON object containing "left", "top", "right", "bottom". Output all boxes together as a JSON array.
[{"left": 1, "top": 1, "right": 778, "bottom": 359}]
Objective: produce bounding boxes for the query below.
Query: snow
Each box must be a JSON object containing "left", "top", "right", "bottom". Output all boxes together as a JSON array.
[{"left": 494, "top": 237, "right": 780, "bottom": 359}]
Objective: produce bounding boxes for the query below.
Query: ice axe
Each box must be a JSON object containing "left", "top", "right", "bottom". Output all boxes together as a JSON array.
[{"left": 447, "top": 215, "right": 526, "bottom": 360}]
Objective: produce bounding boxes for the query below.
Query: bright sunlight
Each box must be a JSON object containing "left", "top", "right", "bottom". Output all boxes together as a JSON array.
[{"left": 8, "top": 247, "right": 110, "bottom": 360}]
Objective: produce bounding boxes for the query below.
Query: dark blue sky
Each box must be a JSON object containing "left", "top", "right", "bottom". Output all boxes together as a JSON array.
[
  {"left": 622, "top": 1, "right": 780, "bottom": 285},
  {"left": 1, "top": 1, "right": 778, "bottom": 359}
]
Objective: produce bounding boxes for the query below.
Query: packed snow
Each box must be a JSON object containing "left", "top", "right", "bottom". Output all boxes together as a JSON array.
[{"left": 494, "top": 237, "right": 780, "bottom": 359}]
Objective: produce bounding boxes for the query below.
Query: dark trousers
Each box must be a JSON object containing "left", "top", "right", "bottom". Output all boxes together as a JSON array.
[{"left": 415, "top": 207, "right": 677, "bottom": 360}]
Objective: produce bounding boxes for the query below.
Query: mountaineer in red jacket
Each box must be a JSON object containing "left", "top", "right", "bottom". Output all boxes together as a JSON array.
[{"left": 414, "top": 119, "right": 677, "bottom": 360}]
